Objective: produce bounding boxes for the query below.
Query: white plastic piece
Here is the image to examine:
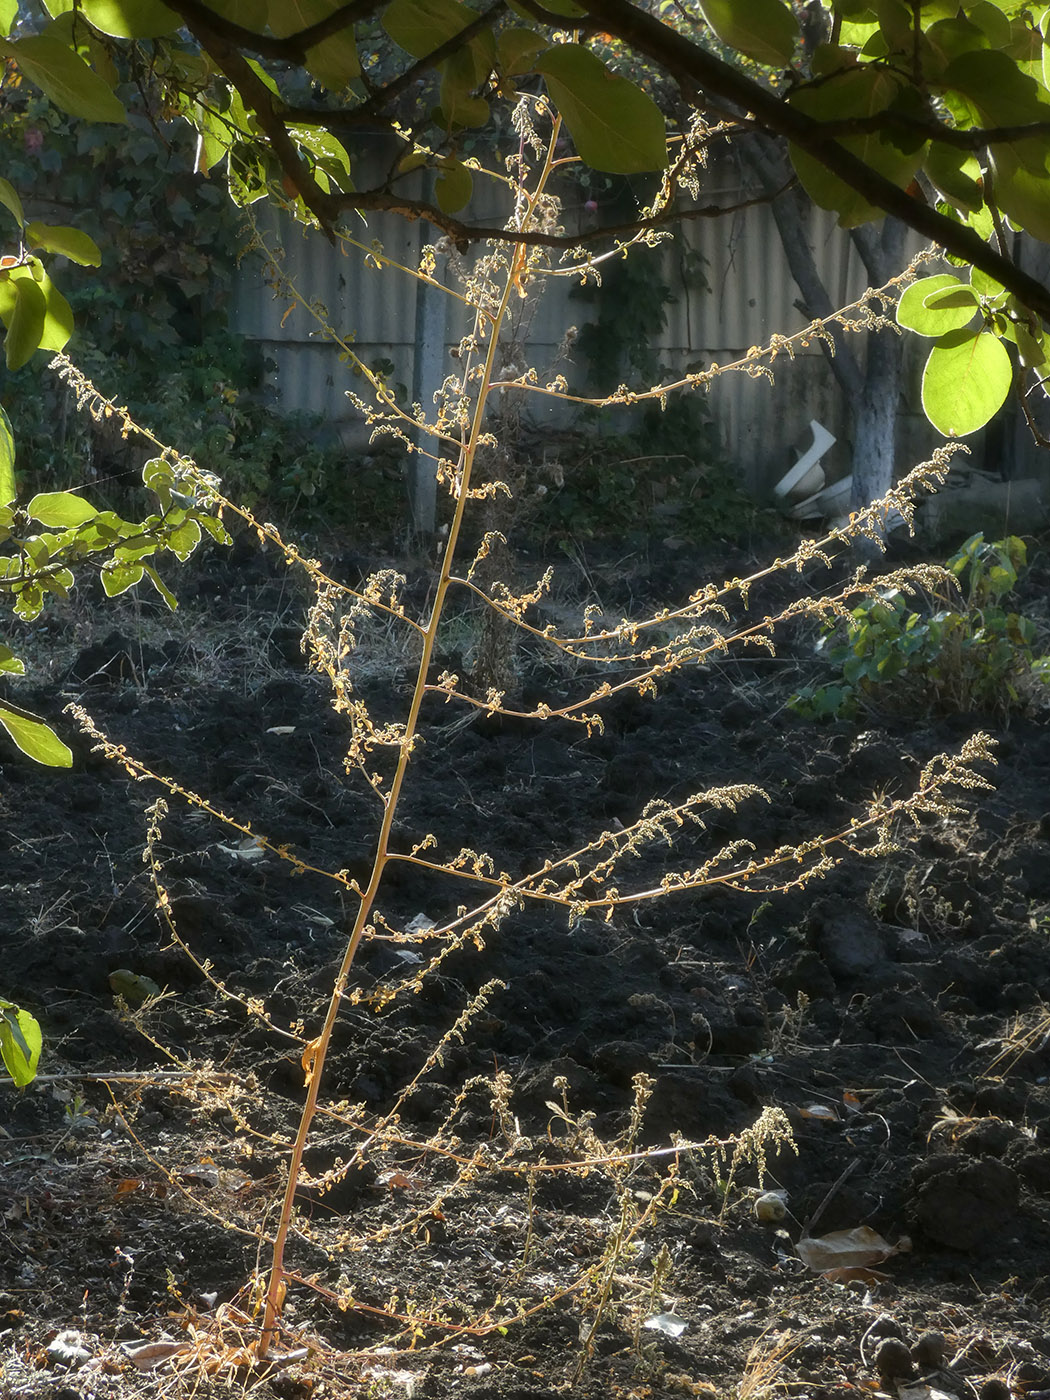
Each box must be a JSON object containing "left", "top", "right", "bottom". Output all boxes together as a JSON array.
[
  {"left": 774, "top": 418, "right": 838, "bottom": 503},
  {"left": 789, "top": 473, "right": 853, "bottom": 520}
]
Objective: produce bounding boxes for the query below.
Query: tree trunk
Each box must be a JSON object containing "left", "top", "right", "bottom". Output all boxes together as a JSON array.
[
  {"left": 848, "top": 219, "right": 907, "bottom": 524},
  {"left": 849, "top": 322, "right": 901, "bottom": 523},
  {"left": 740, "top": 138, "right": 909, "bottom": 548},
  {"left": 740, "top": 137, "right": 863, "bottom": 400}
]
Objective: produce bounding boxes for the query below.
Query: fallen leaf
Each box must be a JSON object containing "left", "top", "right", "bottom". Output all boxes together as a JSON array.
[
  {"left": 108, "top": 970, "right": 162, "bottom": 1006},
  {"left": 265, "top": 725, "right": 296, "bottom": 734},
  {"left": 796, "top": 1225, "right": 901, "bottom": 1273},
  {"left": 122, "top": 1339, "right": 192, "bottom": 1371},
  {"left": 114, "top": 1177, "right": 167, "bottom": 1200},
  {"left": 799, "top": 1103, "right": 840, "bottom": 1121},
  {"left": 378, "top": 1170, "right": 426, "bottom": 1191}
]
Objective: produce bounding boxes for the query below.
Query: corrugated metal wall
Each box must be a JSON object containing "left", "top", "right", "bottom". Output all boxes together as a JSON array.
[{"left": 229, "top": 154, "right": 975, "bottom": 497}]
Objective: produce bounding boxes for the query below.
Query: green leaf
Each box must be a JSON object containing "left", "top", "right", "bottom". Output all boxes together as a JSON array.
[
  {"left": 227, "top": 144, "right": 269, "bottom": 207},
  {"left": 439, "top": 44, "right": 491, "bottom": 130},
  {"left": 4, "top": 35, "right": 127, "bottom": 123},
  {"left": 897, "top": 274, "right": 976, "bottom": 335},
  {"left": 432, "top": 91, "right": 489, "bottom": 132},
  {"left": 990, "top": 146, "right": 1050, "bottom": 240},
  {"left": 967, "top": 1, "right": 1012, "bottom": 50},
  {"left": 943, "top": 48, "right": 1048, "bottom": 124},
  {"left": 0, "top": 701, "right": 73, "bottom": 767},
  {"left": 435, "top": 159, "right": 473, "bottom": 213},
  {"left": 27, "top": 490, "right": 98, "bottom": 526},
  {"left": 788, "top": 68, "right": 925, "bottom": 226},
  {"left": 288, "top": 125, "right": 353, "bottom": 189},
  {"left": 924, "top": 284, "right": 979, "bottom": 312},
  {"left": 0, "top": 0, "right": 16, "bottom": 36},
  {"left": 25, "top": 222, "right": 102, "bottom": 267},
  {"left": 2, "top": 265, "right": 75, "bottom": 355},
  {"left": 966, "top": 204, "right": 996, "bottom": 242},
  {"left": 199, "top": 514, "right": 233, "bottom": 546},
  {"left": 0, "top": 176, "right": 23, "bottom": 229},
  {"left": 0, "top": 1004, "right": 42, "bottom": 1087},
  {"left": 498, "top": 26, "right": 546, "bottom": 76},
  {"left": 269, "top": 0, "right": 360, "bottom": 86},
  {"left": 0, "top": 404, "right": 14, "bottom": 507},
  {"left": 1009, "top": 320, "right": 1047, "bottom": 367},
  {"left": 922, "top": 327, "right": 1013, "bottom": 436},
  {"left": 166, "top": 518, "right": 201, "bottom": 560},
  {"left": 101, "top": 561, "right": 145, "bottom": 596},
  {"left": 697, "top": 0, "right": 798, "bottom": 66},
  {"left": 187, "top": 98, "right": 231, "bottom": 174},
  {"left": 142, "top": 564, "right": 178, "bottom": 610},
  {"left": 207, "top": 0, "right": 260, "bottom": 21},
  {"left": 383, "top": 0, "right": 475, "bottom": 58},
  {"left": 925, "top": 142, "right": 983, "bottom": 212},
  {"left": 535, "top": 45, "right": 666, "bottom": 175},
  {"left": 5, "top": 277, "right": 45, "bottom": 371},
  {"left": 971, "top": 266, "right": 1007, "bottom": 300},
  {"left": 79, "top": 0, "right": 179, "bottom": 36},
  {"left": 0, "top": 645, "right": 24, "bottom": 675}
]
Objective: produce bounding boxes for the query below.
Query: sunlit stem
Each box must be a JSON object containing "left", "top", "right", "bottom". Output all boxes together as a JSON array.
[{"left": 258, "top": 118, "right": 564, "bottom": 1356}]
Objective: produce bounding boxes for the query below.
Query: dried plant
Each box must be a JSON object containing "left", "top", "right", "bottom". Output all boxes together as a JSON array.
[{"left": 47, "top": 100, "right": 999, "bottom": 1380}]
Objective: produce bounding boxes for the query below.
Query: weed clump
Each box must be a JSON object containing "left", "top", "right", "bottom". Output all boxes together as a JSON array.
[{"left": 790, "top": 534, "right": 1050, "bottom": 721}]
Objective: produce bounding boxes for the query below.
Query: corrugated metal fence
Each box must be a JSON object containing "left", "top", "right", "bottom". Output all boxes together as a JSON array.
[{"left": 230, "top": 152, "right": 1018, "bottom": 514}]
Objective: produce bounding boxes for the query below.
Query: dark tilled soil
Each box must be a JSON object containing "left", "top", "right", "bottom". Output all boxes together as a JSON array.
[{"left": 2, "top": 533, "right": 1050, "bottom": 1400}]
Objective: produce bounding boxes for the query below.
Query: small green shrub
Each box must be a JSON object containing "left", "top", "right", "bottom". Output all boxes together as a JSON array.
[{"left": 791, "top": 534, "right": 1050, "bottom": 720}]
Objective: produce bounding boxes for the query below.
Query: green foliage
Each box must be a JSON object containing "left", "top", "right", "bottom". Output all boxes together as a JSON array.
[
  {"left": 573, "top": 246, "right": 692, "bottom": 389},
  {"left": 0, "top": 996, "right": 41, "bottom": 1087},
  {"left": 790, "top": 535, "right": 1050, "bottom": 720},
  {"left": 4, "top": 1, "right": 1050, "bottom": 447},
  {"left": 0, "top": 427, "right": 230, "bottom": 763},
  {"left": 0, "top": 700, "right": 72, "bottom": 763},
  {"left": 0, "top": 82, "right": 402, "bottom": 538},
  {"left": 698, "top": 0, "right": 798, "bottom": 67},
  {"left": 896, "top": 271, "right": 1036, "bottom": 436},
  {"left": 534, "top": 44, "right": 666, "bottom": 174}
]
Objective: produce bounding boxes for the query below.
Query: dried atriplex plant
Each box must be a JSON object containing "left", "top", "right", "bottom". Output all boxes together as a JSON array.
[{"left": 60, "top": 103, "right": 994, "bottom": 1373}]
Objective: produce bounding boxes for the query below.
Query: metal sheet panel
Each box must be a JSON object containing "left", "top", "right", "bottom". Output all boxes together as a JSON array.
[{"left": 230, "top": 174, "right": 949, "bottom": 491}]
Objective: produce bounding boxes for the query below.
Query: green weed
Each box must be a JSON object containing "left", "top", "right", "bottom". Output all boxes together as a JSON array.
[{"left": 790, "top": 534, "right": 1050, "bottom": 720}]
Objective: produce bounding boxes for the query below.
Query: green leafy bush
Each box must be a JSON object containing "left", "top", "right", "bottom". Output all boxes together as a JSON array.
[
  {"left": 0, "top": 91, "right": 404, "bottom": 537},
  {"left": 791, "top": 534, "right": 1050, "bottom": 720}
]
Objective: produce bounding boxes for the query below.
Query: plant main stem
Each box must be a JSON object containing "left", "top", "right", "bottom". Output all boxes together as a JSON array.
[{"left": 258, "top": 125, "right": 560, "bottom": 1353}]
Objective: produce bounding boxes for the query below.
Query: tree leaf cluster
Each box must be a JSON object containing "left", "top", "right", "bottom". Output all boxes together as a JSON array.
[
  {"left": 0, "top": 4, "right": 1047, "bottom": 437},
  {"left": 0, "top": 429, "right": 229, "bottom": 765}
]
